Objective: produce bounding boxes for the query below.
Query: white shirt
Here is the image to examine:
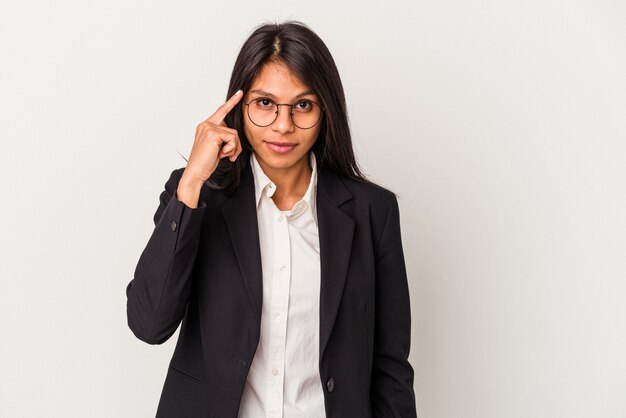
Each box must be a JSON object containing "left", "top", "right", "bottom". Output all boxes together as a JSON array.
[{"left": 237, "top": 151, "right": 326, "bottom": 418}]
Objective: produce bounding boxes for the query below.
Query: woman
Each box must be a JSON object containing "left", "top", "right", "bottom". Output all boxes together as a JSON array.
[{"left": 126, "top": 21, "right": 417, "bottom": 418}]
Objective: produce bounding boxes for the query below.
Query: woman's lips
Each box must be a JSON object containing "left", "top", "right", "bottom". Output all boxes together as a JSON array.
[{"left": 265, "top": 141, "right": 297, "bottom": 154}]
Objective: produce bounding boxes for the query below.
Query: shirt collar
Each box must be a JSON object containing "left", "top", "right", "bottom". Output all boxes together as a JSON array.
[{"left": 250, "top": 151, "right": 318, "bottom": 224}]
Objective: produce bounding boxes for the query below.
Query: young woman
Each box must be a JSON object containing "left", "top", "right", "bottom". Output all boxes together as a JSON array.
[{"left": 126, "top": 21, "right": 417, "bottom": 418}]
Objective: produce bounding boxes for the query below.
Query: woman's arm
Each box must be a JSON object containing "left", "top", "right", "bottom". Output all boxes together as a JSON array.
[
  {"left": 371, "top": 195, "right": 418, "bottom": 417},
  {"left": 125, "top": 168, "right": 206, "bottom": 345},
  {"left": 125, "top": 91, "right": 242, "bottom": 346}
]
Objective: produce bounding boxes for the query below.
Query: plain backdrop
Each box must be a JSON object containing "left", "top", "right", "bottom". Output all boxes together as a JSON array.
[{"left": 1, "top": 0, "right": 625, "bottom": 417}]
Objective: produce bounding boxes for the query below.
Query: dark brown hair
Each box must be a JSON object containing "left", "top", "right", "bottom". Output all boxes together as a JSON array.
[{"left": 188, "top": 20, "right": 371, "bottom": 193}]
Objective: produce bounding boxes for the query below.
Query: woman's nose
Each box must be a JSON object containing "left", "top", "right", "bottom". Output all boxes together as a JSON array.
[{"left": 271, "top": 105, "right": 295, "bottom": 134}]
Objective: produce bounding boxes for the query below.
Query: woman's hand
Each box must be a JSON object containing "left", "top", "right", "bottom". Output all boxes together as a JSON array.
[{"left": 177, "top": 90, "right": 244, "bottom": 207}]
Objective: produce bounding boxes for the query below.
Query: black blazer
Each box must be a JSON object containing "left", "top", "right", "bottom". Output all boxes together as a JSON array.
[{"left": 126, "top": 160, "right": 417, "bottom": 418}]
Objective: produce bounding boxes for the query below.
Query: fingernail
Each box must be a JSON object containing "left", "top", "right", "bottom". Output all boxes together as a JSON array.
[{"left": 234, "top": 89, "right": 242, "bottom": 96}]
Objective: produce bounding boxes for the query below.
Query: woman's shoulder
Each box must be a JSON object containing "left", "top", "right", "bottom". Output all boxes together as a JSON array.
[
  {"left": 334, "top": 173, "right": 399, "bottom": 205},
  {"left": 329, "top": 174, "right": 402, "bottom": 232},
  {"left": 319, "top": 171, "right": 401, "bottom": 226}
]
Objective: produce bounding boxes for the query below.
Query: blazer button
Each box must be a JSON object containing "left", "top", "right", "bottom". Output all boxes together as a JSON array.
[
  {"left": 326, "top": 378, "right": 335, "bottom": 393},
  {"left": 171, "top": 221, "right": 177, "bottom": 231}
]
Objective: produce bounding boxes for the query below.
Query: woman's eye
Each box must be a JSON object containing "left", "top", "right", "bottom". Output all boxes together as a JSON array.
[
  {"left": 295, "top": 100, "right": 312, "bottom": 111},
  {"left": 256, "top": 98, "right": 274, "bottom": 108}
]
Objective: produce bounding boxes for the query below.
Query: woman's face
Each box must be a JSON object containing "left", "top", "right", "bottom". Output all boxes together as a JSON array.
[{"left": 242, "top": 60, "right": 322, "bottom": 176}]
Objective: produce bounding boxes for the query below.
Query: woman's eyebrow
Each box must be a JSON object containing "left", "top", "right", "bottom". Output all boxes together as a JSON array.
[{"left": 249, "top": 89, "right": 316, "bottom": 100}]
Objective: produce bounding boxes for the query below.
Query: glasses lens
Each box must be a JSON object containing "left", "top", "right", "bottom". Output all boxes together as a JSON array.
[
  {"left": 248, "top": 99, "right": 322, "bottom": 129},
  {"left": 248, "top": 98, "right": 277, "bottom": 127},
  {"left": 292, "top": 100, "right": 322, "bottom": 129}
]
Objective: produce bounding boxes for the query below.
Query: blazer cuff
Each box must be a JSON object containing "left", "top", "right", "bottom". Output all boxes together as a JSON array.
[{"left": 153, "top": 190, "right": 207, "bottom": 257}]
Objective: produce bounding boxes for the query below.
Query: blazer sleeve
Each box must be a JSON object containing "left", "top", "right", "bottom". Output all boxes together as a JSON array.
[
  {"left": 125, "top": 168, "right": 207, "bottom": 345},
  {"left": 371, "top": 195, "right": 417, "bottom": 417}
]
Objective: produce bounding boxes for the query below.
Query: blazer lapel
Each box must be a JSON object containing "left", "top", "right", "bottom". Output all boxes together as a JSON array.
[
  {"left": 316, "top": 166, "right": 355, "bottom": 357},
  {"left": 221, "top": 163, "right": 263, "bottom": 322},
  {"left": 220, "top": 160, "right": 356, "bottom": 358}
]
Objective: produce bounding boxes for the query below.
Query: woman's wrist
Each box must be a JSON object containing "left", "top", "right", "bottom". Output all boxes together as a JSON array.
[{"left": 177, "top": 174, "right": 204, "bottom": 209}]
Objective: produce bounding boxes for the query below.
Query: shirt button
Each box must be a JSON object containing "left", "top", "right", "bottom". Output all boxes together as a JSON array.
[
  {"left": 326, "top": 378, "right": 335, "bottom": 392},
  {"left": 170, "top": 221, "right": 177, "bottom": 231},
  {"left": 277, "top": 215, "right": 284, "bottom": 222},
  {"left": 272, "top": 368, "right": 279, "bottom": 376},
  {"left": 279, "top": 265, "right": 286, "bottom": 272}
]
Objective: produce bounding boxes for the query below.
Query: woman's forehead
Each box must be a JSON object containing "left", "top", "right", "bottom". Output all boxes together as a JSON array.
[{"left": 248, "top": 61, "right": 316, "bottom": 100}]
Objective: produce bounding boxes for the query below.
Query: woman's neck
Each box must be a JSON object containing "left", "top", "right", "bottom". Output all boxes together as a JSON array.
[{"left": 259, "top": 155, "right": 312, "bottom": 208}]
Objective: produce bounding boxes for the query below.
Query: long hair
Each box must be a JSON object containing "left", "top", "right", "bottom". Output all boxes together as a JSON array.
[{"left": 194, "top": 20, "right": 371, "bottom": 193}]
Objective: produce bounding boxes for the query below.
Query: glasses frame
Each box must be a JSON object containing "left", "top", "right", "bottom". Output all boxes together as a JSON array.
[{"left": 243, "top": 98, "right": 325, "bottom": 130}]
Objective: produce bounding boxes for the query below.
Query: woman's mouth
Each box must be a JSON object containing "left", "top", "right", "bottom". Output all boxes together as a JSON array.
[{"left": 265, "top": 141, "right": 297, "bottom": 154}]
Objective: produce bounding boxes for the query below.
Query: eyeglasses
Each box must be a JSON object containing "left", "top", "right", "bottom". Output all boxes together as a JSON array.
[{"left": 243, "top": 97, "right": 324, "bottom": 129}]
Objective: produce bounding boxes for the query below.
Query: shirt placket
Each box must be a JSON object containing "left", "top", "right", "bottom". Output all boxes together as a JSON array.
[{"left": 266, "top": 210, "right": 291, "bottom": 418}]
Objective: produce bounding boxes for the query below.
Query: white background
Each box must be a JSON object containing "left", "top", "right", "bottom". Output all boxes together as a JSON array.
[{"left": 1, "top": 0, "right": 625, "bottom": 417}]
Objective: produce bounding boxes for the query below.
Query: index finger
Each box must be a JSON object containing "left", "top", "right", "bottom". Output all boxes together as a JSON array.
[{"left": 206, "top": 89, "right": 244, "bottom": 125}]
